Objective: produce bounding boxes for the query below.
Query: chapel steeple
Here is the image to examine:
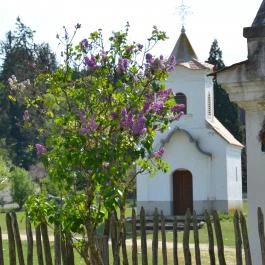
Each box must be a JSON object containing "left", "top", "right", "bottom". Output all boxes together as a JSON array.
[
  {"left": 252, "top": 0, "right": 265, "bottom": 27},
  {"left": 170, "top": 26, "right": 198, "bottom": 63}
]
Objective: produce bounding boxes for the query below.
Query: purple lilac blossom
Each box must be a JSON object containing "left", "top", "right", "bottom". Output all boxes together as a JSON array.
[
  {"left": 157, "top": 89, "right": 172, "bottom": 100},
  {"left": 79, "top": 112, "right": 98, "bottom": 135},
  {"left": 167, "top": 55, "right": 176, "bottom": 72},
  {"left": 80, "top": 39, "right": 89, "bottom": 49},
  {"left": 84, "top": 55, "right": 97, "bottom": 69},
  {"left": 118, "top": 58, "right": 129, "bottom": 72},
  {"left": 153, "top": 147, "right": 165, "bottom": 158},
  {"left": 171, "top": 111, "right": 185, "bottom": 121},
  {"left": 171, "top": 104, "right": 185, "bottom": 113},
  {"left": 137, "top": 43, "right": 144, "bottom": 50},
  {"left": 146, "top": 53, "right": 154, "bottom": 64},
  {"left": 152, "top": 101, "right": 164, "bottom": 112},
  {"left": 109, "top": 112, "right": 119, "bottom": 120},
  {"left": 35, "top": 144, "right": 46, "bottom": 156},
  {"left": 132, "top": 112, "right": 147, "bottom": 136}
]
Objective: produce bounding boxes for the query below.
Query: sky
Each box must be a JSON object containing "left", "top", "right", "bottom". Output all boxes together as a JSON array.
[{"left": 0, "top": 0, "right": 263, "bottom": 66}]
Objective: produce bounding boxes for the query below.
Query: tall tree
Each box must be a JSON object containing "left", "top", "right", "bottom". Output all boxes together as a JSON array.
[
  {"left": 206, "top": 39, "right": 244, "bottom": 143},
  {"left": 0, "top": 17, "right": 56, "bottom": 168}
]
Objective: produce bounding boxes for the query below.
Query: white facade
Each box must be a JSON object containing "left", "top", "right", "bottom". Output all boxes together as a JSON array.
[{"left": 137, "top": 31, "right": 243, "bottom": 215}]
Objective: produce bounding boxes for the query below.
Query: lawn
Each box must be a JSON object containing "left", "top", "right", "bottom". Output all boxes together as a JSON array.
[{"left": 0, "top": 201, "right": 248, "bottom": 248}]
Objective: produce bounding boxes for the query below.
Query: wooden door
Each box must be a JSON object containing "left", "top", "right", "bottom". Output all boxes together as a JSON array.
[{"left": 173, "top": 170, "right": 193, "bottom": 215}]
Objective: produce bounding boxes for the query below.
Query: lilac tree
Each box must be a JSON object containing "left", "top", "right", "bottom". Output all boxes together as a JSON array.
[{"left": 10, "top": 24, "right": 183, "bottom": 264}]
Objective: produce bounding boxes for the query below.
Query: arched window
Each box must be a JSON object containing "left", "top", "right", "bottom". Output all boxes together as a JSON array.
[
  {"left": 175, "top": 93, "right": 187, "bottom": 114},
  {"left": 207, "top": 92, "right": 212, "bottom": 118}
]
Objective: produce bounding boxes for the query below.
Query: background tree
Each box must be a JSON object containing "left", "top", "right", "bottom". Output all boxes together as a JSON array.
[
  {"left": 206, "top": 39, "right": 247, "bottom": 191},
  {"left": 10, "top": 166, "right": 34, "bottom": 209},
  {"left": 0, "top": 17, "right": 57, "bottom": 168}
]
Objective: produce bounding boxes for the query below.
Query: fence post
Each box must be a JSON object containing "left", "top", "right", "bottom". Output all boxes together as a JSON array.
[
  {"left": 183, "top": 209, "right": 191, "bottom": 265},
  {"left": 65, "top": 234, "right": 74, "bottom": 265},
  {"left": 35, "top": 225, "right": 44, "bottom": 265},
  {"left": 213, "top": 211, "right": 226, "bottom": 265},
  {"left": 152, "top": 208, "right": 159, "bottom": 265},
  {"left": 240, "top": 212, "right": 252, "bottom": 265},
  {"left": 26, "top": 217, "right": 33, "bottom": 265},
  {"left": 131, "top": 208, "right": 138, "bottom": 265},
  {"left": 193, "top": 211, "right": 201, "bottom": 265},
  {"left": 40, "top": 222, "right": 53, "bottom": 265},
  {"left": 111, "top": 213, "right": 120, "bottom": 265},
  {"left": 11, "top": 212, "right": 25, "bottom": 265},
  {"left": 6, "top": 212, "right": 16, "bottom": 265},
  {"left": 204, "top": 210, "right": 215, "bottom": 265},
  {"left": 140, "top": 207, "right": 148, "bottom": 265},
  {"left": 161, "top": 211, "right": 168, "bottom": 265},
  {"left": 121, "top": 218, "right": 129, "bottom": 265},
  {"left": 0, "top": 226, "right": 4, "bottom": 265},
  {"left": 233, "top": 211, "right": 242, "bottom": 265},
  {"left": 173, "top": 217, "right": 179, "bottom": 265},
  {"left": 54, "top": 224, "right": 61, "bottom": 265},
  {"left": 258, "top": 207, "right": 265, "bottom": 265}
]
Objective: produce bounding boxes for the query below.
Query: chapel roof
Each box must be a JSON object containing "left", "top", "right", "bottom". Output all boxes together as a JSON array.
[
  {"left": 170, "top": 26, "right": 213, "bottom": 70},
  {"left": 207, "top": 117, "right": 244, "bottom": 148},
  {"left": 252, "top": 0, "right": 265, "bottom": 27}
]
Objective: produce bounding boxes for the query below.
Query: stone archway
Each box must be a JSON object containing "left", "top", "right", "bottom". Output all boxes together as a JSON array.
[{"left": 173, "top": 169, "right": 193, "bottom": 215}]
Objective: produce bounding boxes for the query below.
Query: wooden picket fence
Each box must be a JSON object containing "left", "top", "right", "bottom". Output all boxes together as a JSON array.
[{"left": 1, "top": 207, "right": 265, "bottom": 265}]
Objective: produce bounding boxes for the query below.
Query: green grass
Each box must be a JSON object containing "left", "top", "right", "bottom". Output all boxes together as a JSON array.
[
  {"left": 1, "top": 239, "right": 238, "bottom": 265},
  {"left": 0, "top": 201, "right": 248, "bottom": 248}
]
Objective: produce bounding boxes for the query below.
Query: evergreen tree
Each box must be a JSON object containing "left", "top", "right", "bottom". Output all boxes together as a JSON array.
[
  {"left": 0, "top": 17, "right": 57, "bottom": 168},
  {"left": 206, "top": 39, "right": 244, "bottom": 143}
]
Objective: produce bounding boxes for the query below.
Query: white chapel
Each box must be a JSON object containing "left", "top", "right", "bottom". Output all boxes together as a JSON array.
[{"left": 137, "top": 27, "right": 243, "bottom": 215}]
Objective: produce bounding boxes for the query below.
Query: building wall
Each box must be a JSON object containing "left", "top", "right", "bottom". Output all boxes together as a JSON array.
[{"left": 226, "top": 147, "right": 243, "bottom": 210}]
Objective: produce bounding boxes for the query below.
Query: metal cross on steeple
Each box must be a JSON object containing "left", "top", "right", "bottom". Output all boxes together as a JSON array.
[{"left": 176, "top": 0, "right": 192, "bottom": 28}]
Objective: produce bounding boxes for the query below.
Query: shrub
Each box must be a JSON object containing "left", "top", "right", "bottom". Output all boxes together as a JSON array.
[{"left": 10, "top": 166, "right": 34, "bottom": 209}]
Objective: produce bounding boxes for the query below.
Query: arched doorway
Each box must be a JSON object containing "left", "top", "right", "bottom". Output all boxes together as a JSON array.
[{"left": 173, "top": 170, "right": 193, "bottom": 215}]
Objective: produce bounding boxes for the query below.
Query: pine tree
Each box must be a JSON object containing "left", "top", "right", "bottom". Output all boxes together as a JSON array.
[{"left": 206, "top": 39, "right": 244, "bottom": 143}]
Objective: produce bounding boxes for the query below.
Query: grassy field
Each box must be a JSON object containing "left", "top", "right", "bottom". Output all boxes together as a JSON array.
[
  {"left": 1, "top": 239, "right": 238, "bottom": 265},
  {"left": 0, "top": 201, "right": 248, "bottom": 248}
]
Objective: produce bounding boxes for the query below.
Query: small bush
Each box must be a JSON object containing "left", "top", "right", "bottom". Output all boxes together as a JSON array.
[{"left": 10, "top": 167, "right": 35, "bottom": 209}]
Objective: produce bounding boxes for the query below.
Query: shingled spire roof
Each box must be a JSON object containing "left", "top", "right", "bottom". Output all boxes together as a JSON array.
[
  {"left": 252, "top": 0, "right": 265, "bottom": 26},
  {"left": 170, "top": 26, "right": 197, "bottom": 63},
  {"left": 170, "top": 26, "right": 213, "bottom": 70}
]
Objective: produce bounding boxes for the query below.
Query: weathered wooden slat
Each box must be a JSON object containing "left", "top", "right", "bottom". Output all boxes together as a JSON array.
[
  {"left": 26, "top": 217, "right": 33, "bottom": 265},
  {"left": 204, "top": 211, "right": 215, "bottom": 265},
  {"left": 101, "top": 235, "right": 109, "bottom": 265},
  {"left": 213, "top": 211, "right": 226, "bottom": 265},
  {"left": 40, "top": 222, "right": 53, "bottom": 265},
  {"left": 152, "top": 208, "right": 159, "bottom": 265},
  {"left": 54, "top": 225, "right": 61, "bottom": 265},
  {"left": 66, "top": 235, "right": 74, "bottom": 265},
  {"left": 140, "top": 207, "right": 148, "bottom": 265},
  {"left": 6, "top": 212, "right": 16, "bottom": 265},
  {"left": 11, "top": 212, "right": 25, "bottom": 265},
  {"left": 240, "top": 212, "right": 252, "bottom": 265},
  {"left": 258, "top": 207, "right": 265, "bottom": 265},
  {"left": 60, "top": 237, "right": 67, "bottom": 265},
  {"left": 183, "top": 209, "right": 191, "bottom": 265},
  {"left": 35, "top": 225, "right": 44, "bottom": 265},
  {"left": 0, "top": 226, "right": 4, "bottom": 265},
  {"left": 173, "top": 217, "right": 179, "bottom": 265},
  {"left": 233, "top": 211, "right": 242, "bottom": 265},
  {"left": 131, "top": 208, "right": 138, "bottom": 265},
  {"left": 193, "top": 211, "right": 201, "bottom": 265},
  {"left": 161, "top": 211, "right": 168, "bottom": 265},
  {"left": 111, "top": 213, "right": 120, "bottom": 265}
]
